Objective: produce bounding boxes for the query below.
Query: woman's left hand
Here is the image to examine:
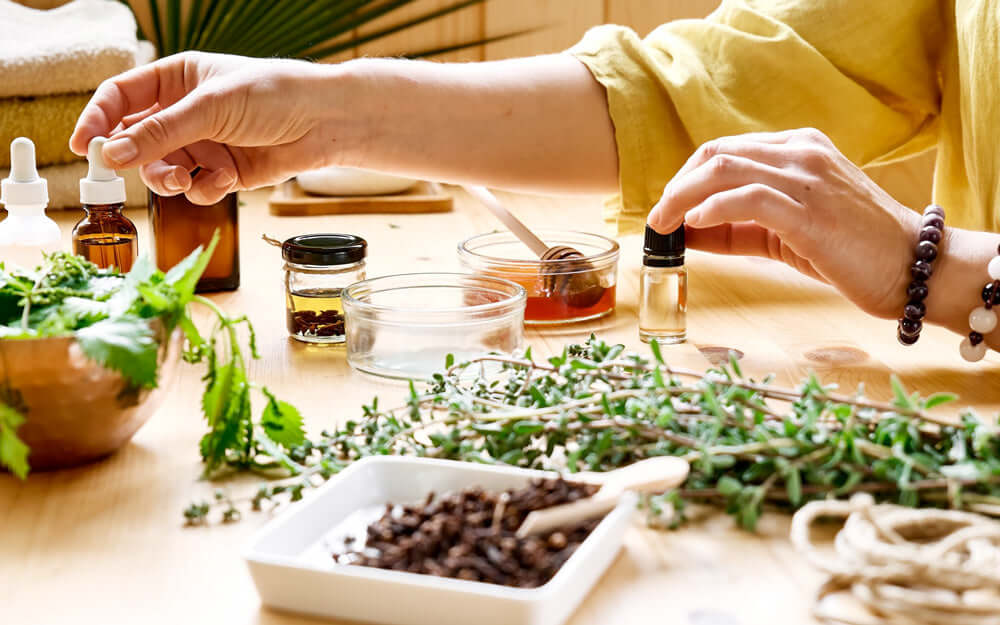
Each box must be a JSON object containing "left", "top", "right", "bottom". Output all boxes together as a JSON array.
[{"left": 647, "top": 128, "right": 923, "bottom": 319}]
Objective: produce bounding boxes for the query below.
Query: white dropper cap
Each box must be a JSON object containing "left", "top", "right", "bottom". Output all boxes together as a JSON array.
[
  {"left": 80, "top": 136, "right": 126, "bottom": 205},
  {"left": 1, "top": 137, "right": 49, "bottom": 207}
]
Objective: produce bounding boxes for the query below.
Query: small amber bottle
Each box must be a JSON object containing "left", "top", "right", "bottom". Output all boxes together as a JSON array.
[
  {"left": 149, "top": 185, "right": 239, "bottom": 292},
  {"left": 73, "top": 137, "right": 137, "bottom": 272},
  {"left": 639, "top": 224, "right": 687, "bottom": 344}
]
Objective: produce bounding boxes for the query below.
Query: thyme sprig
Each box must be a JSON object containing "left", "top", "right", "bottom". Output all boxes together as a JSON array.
[{"left": 186, "top": 336, "right": 1000, "bottom": 530}]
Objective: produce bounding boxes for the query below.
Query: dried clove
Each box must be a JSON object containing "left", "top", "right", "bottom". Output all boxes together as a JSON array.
[{"left": 333, "top": 478, "right": 601, "bottom": 588}]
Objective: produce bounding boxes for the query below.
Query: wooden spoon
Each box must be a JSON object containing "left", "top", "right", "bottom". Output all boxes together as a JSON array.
[
  {"left": 464, "top": 186, "right": 606, "bottom": 309},
  {"left": 516, "top": 456, "right": 690, "bottom": 538}
]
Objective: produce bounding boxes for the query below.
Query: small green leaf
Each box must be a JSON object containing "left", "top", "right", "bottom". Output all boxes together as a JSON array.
[
  {"left": 0, "top": 403, "right": 29, "bottom": 479},
  {"left": 924, "top": 392, "right": 959, "bottom": 409},
  {"left": 890, "top": 375, "right": 915, "bottom": 411},
  {"left": 512, "top": 421, "right": 545, "bottom": 435},
  {"left": 165, "top": 231, "right": 220, "bottom": 304},
  {"left": 649, "top": 339, "right": 664, "bottom": 364},
  {"left": 717, "top": 476, "right": 742, "bottom": 496},
  {"left": 729, "top": 352, "right": 743, "bottom": 379},
  {"left": 261, "top": 395, "right": 306, "bottom": 448},
  {"left": 445, "top": 353, "right": 455, "bottom": 369},
  {"left": 784, "top": 467, "right": 802, "bottom": 506}
]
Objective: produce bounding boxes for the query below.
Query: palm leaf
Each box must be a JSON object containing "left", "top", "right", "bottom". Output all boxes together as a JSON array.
[{"left": 125, "top": 0, "right": 526, "bottom": 60}]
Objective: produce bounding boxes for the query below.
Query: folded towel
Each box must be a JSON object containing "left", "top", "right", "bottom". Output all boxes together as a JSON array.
[
  {"left": 0, "top": 0, "right": 138, "bottom": 98},
  {"left": 0, "top": 93, "right": 89, "bottom": 168},
  {"left": 0, "top": 160, "right": 147, "bottom": 209}
]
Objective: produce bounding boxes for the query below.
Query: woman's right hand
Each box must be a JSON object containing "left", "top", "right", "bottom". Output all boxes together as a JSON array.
[{"left": 70, "top": 51, "right": 353, "bottom": 204}]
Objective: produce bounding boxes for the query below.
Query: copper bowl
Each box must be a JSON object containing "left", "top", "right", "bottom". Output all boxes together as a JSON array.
[{"left": 0, "top": 326, "right": 183, "bottom": 471}]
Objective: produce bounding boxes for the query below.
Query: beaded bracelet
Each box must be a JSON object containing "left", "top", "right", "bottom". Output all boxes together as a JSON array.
[
  {"left": 959, "top": 244, "right": 1000, "bottom": 362},
  {"left": 897, "top": 204, "right": 945, "bottom": 345}
]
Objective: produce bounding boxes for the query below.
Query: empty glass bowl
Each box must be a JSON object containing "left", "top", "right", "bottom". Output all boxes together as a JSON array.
[
  {"left": 458, "top": 230, "right": 619, "bottom": 325},
  {"left": 342, "top": 273, "right": 526, "bottom": 380}
]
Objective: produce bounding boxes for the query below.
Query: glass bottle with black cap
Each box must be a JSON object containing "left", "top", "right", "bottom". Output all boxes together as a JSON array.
[
  {"left": 639, "top": 224, "right": 686, "bottom": 344},
  {"left": 283, "top": 233, "right": 367, "bottom": 344}
]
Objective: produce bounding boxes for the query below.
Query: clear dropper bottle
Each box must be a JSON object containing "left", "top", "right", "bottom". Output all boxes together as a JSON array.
[
  {"left": 639, "top": 224, "right": 687, "bottom": 344},
  {"left": 0, "top": 137, "right": 61, "bottom": 272},
  {"left": 73, "top": 137, "right": 137, "bottom": 272}
]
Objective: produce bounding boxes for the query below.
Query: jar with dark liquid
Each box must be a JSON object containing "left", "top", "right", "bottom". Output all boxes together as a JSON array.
[
  {"left": 72, "top": 202, "right": 138, "bottom": 273},
  {"left": 149, "top": 189, "right": 239, "bottom": 291}
]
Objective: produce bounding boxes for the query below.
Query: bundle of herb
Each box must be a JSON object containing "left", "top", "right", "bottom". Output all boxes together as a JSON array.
[
  {"left": 188, "top": 336, "right": 1000, "bottom": 530},
  {"left": 0, "top": 235, "right": 303, "bottom": 480}
]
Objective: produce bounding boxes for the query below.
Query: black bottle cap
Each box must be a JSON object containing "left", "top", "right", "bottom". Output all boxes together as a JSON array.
[
  {"left": 643, "top": 224, "right": 685, "bottom": 267},
  {"left": 282, "top": 233, "right": 367, "bottom": 266}
]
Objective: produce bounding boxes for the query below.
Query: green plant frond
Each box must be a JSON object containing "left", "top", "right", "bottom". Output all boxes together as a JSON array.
[
  {"left": 127, "top": 0, "right": 524, "bottom": 61},
  {"left": 222, "top": 0, "right": 376, "bottom": 57},
  {"left": 303, "top": 0, "right": 487, "bottom": 60}
]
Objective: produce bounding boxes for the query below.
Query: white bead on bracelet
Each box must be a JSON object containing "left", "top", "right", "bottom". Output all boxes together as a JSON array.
[{"left": 959, "top": 246, "right": 1000, "bottom": 362}]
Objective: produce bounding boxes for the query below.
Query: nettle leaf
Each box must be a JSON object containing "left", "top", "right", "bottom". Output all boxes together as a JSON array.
[
  {"left": 0, "top": 402, "right": 28, "bottom": 479},
  {"left": 202, "top": 361, "right": 239, "bottom": 427},
  {"left": 260, "top": 394, "right": 306, "bottom": 449},
  {"left": 75, "top": 317, "right": 159, "bottom": 388},
  {"left": 61, "top": 297, "right": 110, "bottom": 325}
]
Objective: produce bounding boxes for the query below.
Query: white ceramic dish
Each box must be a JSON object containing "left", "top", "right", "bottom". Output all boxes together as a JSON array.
[
  {"left": 244, "top": 456, "right": 637, "bottom": 625},
  {"left": 297, "top": 166, "right": 419, "bottom": 196}
]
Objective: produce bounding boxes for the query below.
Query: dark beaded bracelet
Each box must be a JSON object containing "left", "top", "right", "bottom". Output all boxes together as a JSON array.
[{"left": 898, "top": 204, "right": 945, "bottom": 346}]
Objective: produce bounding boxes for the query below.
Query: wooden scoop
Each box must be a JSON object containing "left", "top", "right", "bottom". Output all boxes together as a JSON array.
[
  {"left": 516, "top": 456, "right": 690, "bottom": 538},
  {"left": 464, "top": 186, "right": 606, "bottom": 309}
]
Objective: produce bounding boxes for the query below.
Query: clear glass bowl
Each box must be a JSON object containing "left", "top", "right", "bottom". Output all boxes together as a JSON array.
[
  {"left": 342, "top": 273, "right": 526, "bottom": 380},
  {"left": 458, "top": 230, "right": 619, "bottom": 325}
]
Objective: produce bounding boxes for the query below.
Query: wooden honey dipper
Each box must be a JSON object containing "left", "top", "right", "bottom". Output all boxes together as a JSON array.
[{"left": 464, "top": 186, "right": 607, "bottom": 309}]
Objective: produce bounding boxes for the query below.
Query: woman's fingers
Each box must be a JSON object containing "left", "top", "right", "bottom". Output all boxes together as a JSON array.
[
  {"left": 183, "top": 141, "right": 240, "bottom": 204},
  {"left": 139, "top": 149, "right": 196, "bottom": 196},
  {"left": 100, "top": 88, "right": 217, "bottom": 170},
  {"left": 649, "top": 151, "right": 809, "bottom": 233},
  {"left": 686, "top": 222, "right": 825, "bottom": 282},
  {"left": 685, "top": 222, "right": 773, "bottom": 257},
  {"left": 685, "top": 183, "right": 806, "bottom": 235},
  {"left": 70, "top": 57, "right": 185, "bottom": 155}
]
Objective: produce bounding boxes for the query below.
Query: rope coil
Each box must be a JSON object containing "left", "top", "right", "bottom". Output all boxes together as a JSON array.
[{"left": 792, "top": 494, "right": 1000, "bottom": 625}]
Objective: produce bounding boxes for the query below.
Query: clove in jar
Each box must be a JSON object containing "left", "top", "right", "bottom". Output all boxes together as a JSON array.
[
  {"left": 282, "top": 234, "right": 366, "bottom": 345},
  {"left": 639, "top": 224, "right": 687, "bottom": 344}
]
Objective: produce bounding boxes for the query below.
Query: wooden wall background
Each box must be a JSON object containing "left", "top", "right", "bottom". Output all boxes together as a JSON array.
[{"left": 23, "top": 0, "right": 934, "bottom": 209}]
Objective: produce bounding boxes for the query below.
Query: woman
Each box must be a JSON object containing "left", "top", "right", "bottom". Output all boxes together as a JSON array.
[{"left": 70, "top": 0, "right": 1000, "bottom": 357}]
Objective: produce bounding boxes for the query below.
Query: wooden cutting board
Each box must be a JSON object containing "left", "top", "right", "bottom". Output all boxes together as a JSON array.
[{"left": 268, "top": 179, "right": 453, "bottom": 216}]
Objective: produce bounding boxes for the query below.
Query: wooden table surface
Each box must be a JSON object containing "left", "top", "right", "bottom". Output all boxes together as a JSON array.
[{"left": 2, "top": 187, "right": 998, "bottom": 625}]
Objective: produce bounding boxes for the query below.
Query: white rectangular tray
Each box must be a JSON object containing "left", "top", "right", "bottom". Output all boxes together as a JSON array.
[{"left": 244, "top": 456, "right": 637, "bottom": 625}]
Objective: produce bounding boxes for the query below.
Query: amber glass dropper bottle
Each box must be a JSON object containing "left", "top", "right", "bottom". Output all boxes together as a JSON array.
[{"left": 72, "top": 137, "right": 137, "bottom": 272}]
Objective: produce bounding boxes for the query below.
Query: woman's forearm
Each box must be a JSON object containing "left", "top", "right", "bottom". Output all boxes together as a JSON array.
[
  {"left": 324, "top": 54, "right": 620, "bottom": 194},
  {"left": 925, "top": 227, "right": 1000, "bottom": 349}
]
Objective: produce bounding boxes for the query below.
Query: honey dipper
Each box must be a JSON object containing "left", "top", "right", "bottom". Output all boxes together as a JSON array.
[{"left": 464, "top": 186, "right": 607, "bottom": 308}]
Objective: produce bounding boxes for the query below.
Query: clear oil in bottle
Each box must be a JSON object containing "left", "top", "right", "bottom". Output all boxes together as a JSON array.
[{"left": 639, "top": 224, "right": 687, "bottom": 344}]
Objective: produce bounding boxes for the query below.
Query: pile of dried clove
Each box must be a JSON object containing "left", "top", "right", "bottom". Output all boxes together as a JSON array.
[
  {"left": 334, "top": 479, "right": 602, "bottom": 588},
  {"left": 287, "top": 309, "right": 345, "bottom": 337}
]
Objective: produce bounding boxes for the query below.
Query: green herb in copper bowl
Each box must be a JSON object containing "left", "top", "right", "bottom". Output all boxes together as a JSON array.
[{"left": 0, "top": 233, "right": 303, "bottom": 477}]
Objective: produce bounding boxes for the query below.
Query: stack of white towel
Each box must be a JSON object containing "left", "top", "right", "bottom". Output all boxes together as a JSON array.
[{"left": 0, "top": 0, "right": 150, "bottom": 207}]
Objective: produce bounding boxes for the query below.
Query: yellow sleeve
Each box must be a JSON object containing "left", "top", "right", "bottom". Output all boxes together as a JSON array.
[{"left": 569, "top": 0, "right": 945, "bottom": 235}]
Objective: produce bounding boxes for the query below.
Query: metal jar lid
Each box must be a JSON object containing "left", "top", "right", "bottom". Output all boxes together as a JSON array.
[{"left": 281, "top": 234, "right": 367, "bottom": 266}]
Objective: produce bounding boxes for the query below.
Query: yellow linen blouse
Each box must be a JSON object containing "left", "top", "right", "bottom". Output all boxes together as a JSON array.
[{"left": 570, "top": 0, "right": 996, "bottom": 236}]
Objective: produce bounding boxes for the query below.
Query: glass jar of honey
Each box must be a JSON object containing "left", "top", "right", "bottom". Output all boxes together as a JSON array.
[{"left": 282, "top": 234, "right": 367, "bottom": 344}]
